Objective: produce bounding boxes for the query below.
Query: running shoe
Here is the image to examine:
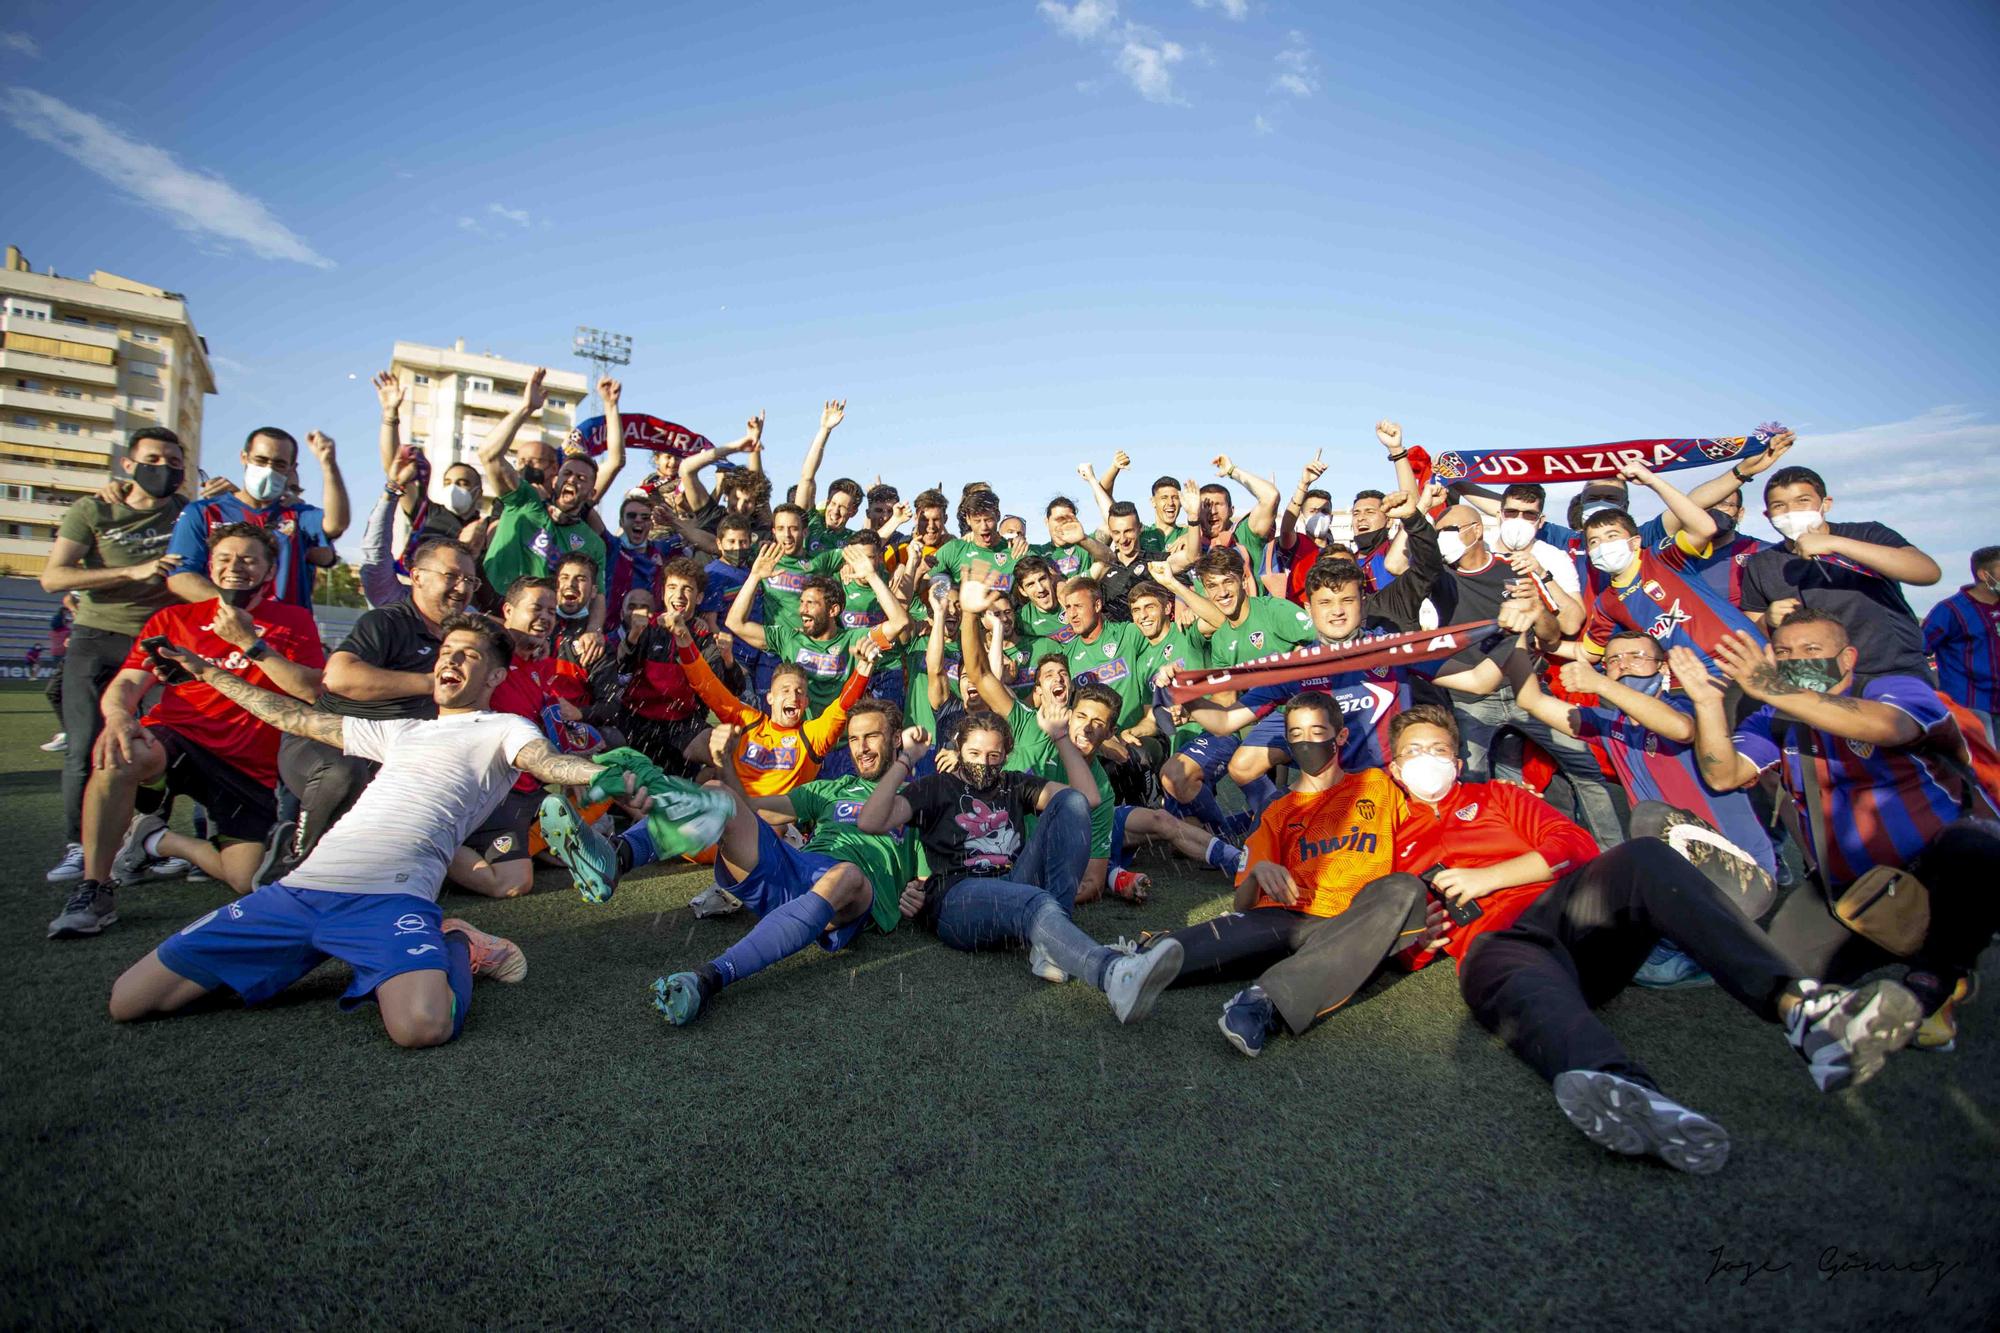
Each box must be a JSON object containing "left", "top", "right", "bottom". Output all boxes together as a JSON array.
[
  {"left": 1553, "top": 1069, "right": 1730, "bottom": 1175},
  {"left": 1219, "top": 985, "right": 1278, "bottom": 1057},
  {"left": 47, "top": 882, "right": 117, "bottom": 940},
  {"left": 1782, "top": 978, "right": 1921, "bottom": 1092},
  {"left": 1103, "top": 937, "right": 1182, "bottom": 1024},
  {"left": 112, "top": 812, "right": 169, "bottom": 884},
  {"left": 46, "top": 843, "right": 84, "bottom": 883},
  {"left": 441, "top": 918, "right": 527, "bottom": 983},
  {"left": 1633, "top": 940, "right": 1714, "bottom": 990},
  {"left": 652, "top": 972, "right": 706, "bottom": 1026},
  {"left": 39, "top": 732, "right": 66, "bottom": 753},
  {"left": 689, "top": 886, "right": 745, "bottom": 918},
  {"left": 538, "top": 793, "right": 619, "bottom": 903}
]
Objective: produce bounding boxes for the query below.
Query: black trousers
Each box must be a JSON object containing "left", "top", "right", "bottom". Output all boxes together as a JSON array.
[
  {"left": 1458, "top": 839, "right": 1800, "bottom": 1089},
  {"left": 1159, "top": 874, "right": 1428, "bottom": 1035},
  {"left": 276, "top": 732, "right": 377, "bottom": 856},
  {"left": 1766, "top": 818, "right": 2000, "bottom": 984},
  {"left": 59, "top": 626, "right": 135, "bottom": 843}
]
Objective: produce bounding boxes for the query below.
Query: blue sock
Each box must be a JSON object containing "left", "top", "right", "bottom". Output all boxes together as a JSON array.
[
  {"left": 1243, "top": 775, "right": 1279, "bottom": 819},
  {"left": 1204, "top": 836, "right": 1246, "bottom": 877},
  {"left": 711, "top": 892, "right": 836, "bottom": 987},
  {"left": 444, "top": 932, "right": 473, "bottom": 1040},
  {"left": 1166, "top": 786, "right": 1230, "bottom": 831},
  {"left": 620, "top": 821, "right": 658, "bottom": 871}
]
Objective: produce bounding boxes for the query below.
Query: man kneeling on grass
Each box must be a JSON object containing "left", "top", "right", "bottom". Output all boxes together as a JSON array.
[
  {"left": 1381, "top": 704, "right": 1922, "bottom": 1176},
  {"left": 854, "top": 711, "right": 1184, "bottom": 1024},
  {"left": 106, "top": 615, "right": 730, "bottom": 1048}
]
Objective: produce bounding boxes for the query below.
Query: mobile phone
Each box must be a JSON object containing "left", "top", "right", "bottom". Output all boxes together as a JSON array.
[
  {"left": 141, "top": 635, "right": 194, "bottom": 685},
  {"left": 1419, "top": 861, "right": 1484, "bottom": 926}
]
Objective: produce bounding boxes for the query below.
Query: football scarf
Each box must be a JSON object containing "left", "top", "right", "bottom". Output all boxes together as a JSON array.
[
  {"left": 1425, "top": 422, "right": 1788, "bottom": 487},
  {"left": 1166, "top": 620, "right": 1499, "bottom": 703}
]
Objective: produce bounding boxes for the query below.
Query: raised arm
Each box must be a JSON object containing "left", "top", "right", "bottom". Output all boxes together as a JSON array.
[
  {"left": 958, "top": 603, "right": 1012, "bottom": 712},
  {"left": 1146, "top": 560, "right": 1229, "bottom": 633},
  {"left": 156, "top": 643, "right": 346, "bottom": 747},
  {"left": 1685, "top": 429, "right": 1794, "bottom": 511},
  {"left": 1710, "top": 629, "right": 1925, "bottom": 745},
  {"left": 371, "top": 371, "right": 405, "bottom": 484},
  {"left": 1668, "top": 646, "right": 1763, "bottom": 791},
  {"left": 1791, "top": 525, "right": 1941, "bottom": 587},
  {"left": 1616, "top": 457, "right": 1714, "bottom": 543},
  {"left": 675, "top": 626, "right": 760, "bottom": 727},
  {"left": 1215, "top": 455, "right": 1281, "bottom": 541},
  {"left": 1076, "top": 458, "right": 1117, "bottom": 529},
  {"left": 478, "top": 367, "right": 547, "bottom": 495},
  {"left": 1279, "top": 450, "right": 1328, "bottom": 551},
  {"left": 795, "top": 399, "right": 845, "bottom": 514},
  {"left": 591, "top": 376, "right": 627, "bottom": 503},
  {"left": 306, "top": 431, "right": 349, "bottom": 539},
  {"left": 1375, "top": 420, "right": 1420, "bottom": 501}
]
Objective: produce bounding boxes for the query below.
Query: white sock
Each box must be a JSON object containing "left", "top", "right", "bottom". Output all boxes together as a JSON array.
[{"left": 143, "top": 828, "right": 169, "bottom": 859}]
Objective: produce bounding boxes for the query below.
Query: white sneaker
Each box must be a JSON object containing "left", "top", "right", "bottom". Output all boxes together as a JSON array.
[
  {"left": 1553, "top": 1069, "right": 1730, "bottom": 1175},
  {"left": 39, "top": 732, "right": 67, "bottom": 753},
  {"left": 1782, "top": 978, "right": 1921, "bottom": 1092},
  {"left": 46, "top": 843, "right": 85, "bottom": 883},
  {"left": 1027, "top": 941, "right": 1067, "bottom": 983},
  {"left": 147, "top": 856, "right": 193, "bottom": 879},
  {"left": 1102, "top": 938, "right": 1183, "bottom": 1024},
  {"left": 689, "top": 886, "right": 745, "bottom": 919}
]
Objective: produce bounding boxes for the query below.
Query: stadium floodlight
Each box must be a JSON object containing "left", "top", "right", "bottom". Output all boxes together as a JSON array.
[{"left": 573, "top": 326, "right": 633, "bottom": 385}]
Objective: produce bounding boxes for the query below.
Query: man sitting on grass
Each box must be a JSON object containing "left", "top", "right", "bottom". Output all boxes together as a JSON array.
[{"left": 105, "top": 615, "right": 729, "bottom": 1048}]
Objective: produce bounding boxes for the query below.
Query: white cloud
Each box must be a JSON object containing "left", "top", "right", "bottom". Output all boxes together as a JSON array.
[
  {"left": 1192, "top": 0, "right": 1250, "bottom": 18},
  {"left": 488, "top": 202, "right": 530, "bottom": 227},
  {"left": 2, "top": 88, "right": 331, "bottom": 268},
  {"left": 1114, "top": 29, "right": 1187, "bottom": 104},
  {"left": 1272, "top": 30, "right": 1318, "bottom": 98},
  {"left": 1253, "top": 113, "right": 1274, "bottom": 135},
  {"left": 1038, "top": 0, "right": 1118, "bottom": 41},
  {"left": 1, "top": 32, "right": 38, "bottom": 57}
]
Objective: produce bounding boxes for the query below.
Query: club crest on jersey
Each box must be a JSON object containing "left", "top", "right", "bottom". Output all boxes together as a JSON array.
[
  {"left": 1355, "top": 798, "right": 1377, "bottom": 821},
  {"left": 1454, "top": 803, "right": 1480, "bottom": 821},
  {"left": 1846, "top": 739, "right": 1876, "bottom": 759},
  {"left": 1249, "top": 631, "right": 1266, "bottom": 649},
  {"left": 1102, "top": 642, "right": 1117, "bottom": 659},
  {"left": 276, "top": 517, "right": 297, "bottom": 536},
  {"left": 489, "top": 834, "right": 515, "bottom": 855}
]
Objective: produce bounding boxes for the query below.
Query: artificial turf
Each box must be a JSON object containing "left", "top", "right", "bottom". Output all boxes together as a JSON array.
[{"left": 0, "top": 687, "right": 1993, "bottom": 1329}]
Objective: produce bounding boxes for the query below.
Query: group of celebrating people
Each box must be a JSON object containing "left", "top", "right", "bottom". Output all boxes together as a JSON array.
[{"left": 36, "top": 366, "right": 2000, "bottom": 1175}]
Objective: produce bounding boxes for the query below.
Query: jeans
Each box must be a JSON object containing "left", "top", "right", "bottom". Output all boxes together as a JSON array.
[
  {"left": 1458, "top": 839, "right": 1802, "bottom": 1090},
  {"left": 1449, "top": 683, "right": 1624, "bottom": 850},
  {"left": 931, "top": 788, "right": 1104, "bottom": 982},
  {"left": 59, "top": 625, "right": 135, "bottom": 843},
  {"left": 1162, "top": 873, "right": 1429, "bottom": 1034}
]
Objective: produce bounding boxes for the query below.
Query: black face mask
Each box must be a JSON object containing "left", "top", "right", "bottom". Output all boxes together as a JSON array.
[
  {"left": 1289, "top": 739, "right": 1340, "bottom": 777},
  {"left": 959, "top": 760, "right": 1002, "bottom": 791},
  {"left": 221, "top": 586, "right": 261, "bottom": 609},
  {"left": 519, "top": 464, "right": 546, "bottom": 487},
  {"left": 1351, "top": 526, "right": 1388, "bottom": 554},
  {"left": 130, "top": 461, "right": 185, "bottom": 500},
  {"left": 719, "top": 549, "right": 753, "bottom": 568}
]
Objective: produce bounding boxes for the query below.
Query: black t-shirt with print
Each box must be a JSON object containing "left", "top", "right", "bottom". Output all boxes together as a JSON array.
[
  {"left": 1739, "top": 520, "right": 1933, "bottom": 682},
  {"left": 319, "top": 600, "right": 442, "bottom": 720},
  {"left": 903, "top": 770, "right": 1049, "bottom": 887}
]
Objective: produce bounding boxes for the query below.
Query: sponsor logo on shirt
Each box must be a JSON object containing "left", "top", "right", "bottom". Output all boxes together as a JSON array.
[
  {"left": 1296, "top": 825, "right": 1378, "bottom": 859},
  {"left": 1647, "top": 600, "right": 1692, "bottom": 639},
  {"left": 742, "top": 736, "right": 803, "bottom": 772},
  {"left": 1079, "top": 659, "right": 1130, "bottom": 687},
  {"left": 393, "top": 913, "right": 427, "bottom": 935},
  {"left": 765, "top": 571, "right": 808, "bottom": 594}
]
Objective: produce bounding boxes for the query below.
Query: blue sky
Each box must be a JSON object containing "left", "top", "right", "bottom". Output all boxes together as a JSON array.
[{"left": 4, "top": 1, "right": 1997, "bottom": 607}]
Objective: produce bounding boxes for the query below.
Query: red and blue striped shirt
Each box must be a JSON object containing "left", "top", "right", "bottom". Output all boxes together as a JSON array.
[
  {"left": 1733, "top": 675, "right": 1974, "bottom": 889},
  {"left": 1585, "top": 543, "right": 1762, "bottom": 672},
  {"left": 1922, "top": 587, "right": 2000, "bottom": 717}
]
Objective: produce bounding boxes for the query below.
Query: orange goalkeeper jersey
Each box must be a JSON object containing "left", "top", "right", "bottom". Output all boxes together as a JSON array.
[
  {"left": 1238, "top": 768, "right": 1407, "bottom": 917},
  {"left": 680, "top": 642, "right": 865, "bottom": 796}
]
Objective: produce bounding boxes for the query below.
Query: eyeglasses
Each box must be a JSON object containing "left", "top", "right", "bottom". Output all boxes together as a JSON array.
[
  {"left": 418, "top": 568, "right": 481, "bottom": 589},
  {"left": 1500, "top": 507, "right": 1541, "bottom": 520},
  {"left": 1395, "top": 743, "right": 1455, "bottom": 761},
  {"left": 1602, "top": 652, "right": 1661, "bottom": 668}
]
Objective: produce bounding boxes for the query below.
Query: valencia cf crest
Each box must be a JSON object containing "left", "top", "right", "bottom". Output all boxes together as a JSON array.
[{"left": 1355, "top": 799, "right": 1377, "bottom": 821}]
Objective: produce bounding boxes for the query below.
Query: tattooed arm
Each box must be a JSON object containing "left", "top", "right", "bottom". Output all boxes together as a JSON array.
[
  {"left": 157, "top": 643, "right": 347, "bottom": 748},
  {"left": 1708, "top": 630, "right": 1920, "bottom": 747},
  {"left": 512, "top": 739, "right": 619, "bottom": 789}
]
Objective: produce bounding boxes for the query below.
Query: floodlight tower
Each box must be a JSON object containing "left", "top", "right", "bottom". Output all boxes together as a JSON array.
[{"left": 572, "top": 326, "right": 632, "bottom": 400}]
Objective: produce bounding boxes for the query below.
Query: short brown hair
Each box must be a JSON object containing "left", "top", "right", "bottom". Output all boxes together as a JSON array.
[
  {"left": 208, "top": 520, "right": 278, "bottom": 566},
  {"left": 438, "top": 612, "right": 514, "bottom": 669},
  {"left": 660, "top": 556, "right": 707, "bottom": 594},
  {"left": 1388, "top": 703, "right": 1459, "bottom": 752}
]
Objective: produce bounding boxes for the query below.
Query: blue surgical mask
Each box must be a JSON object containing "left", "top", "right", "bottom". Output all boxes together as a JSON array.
[
  {"left": 243, "top": 464, "right": 286, "bottom": 503},
  {"left": 1616, "top": 672, "right": 1665, "bottom": 697}
]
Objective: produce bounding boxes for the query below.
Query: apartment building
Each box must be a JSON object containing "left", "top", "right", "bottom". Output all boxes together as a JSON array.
[
  {"left": 386, "top": 339, "right": 588, "bottom": 478},
  {"left": 0, "top": 244, "right": 217, "bottom": 577}
]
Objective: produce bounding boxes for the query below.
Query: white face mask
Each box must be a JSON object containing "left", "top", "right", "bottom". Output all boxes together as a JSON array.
[
  {"left": 443, "top": 484, "right": 476, "bottom": 517},
  {"left": 1437, "top": 531, "right": 1468, "bottom": 565},
  {"left": 243, "top": 464, "right": 286, "bottom": 503},
  {"left": 1497, "top": 517, "right": 1538, "bottom": 552},
  {"left": 1771, "top": 509, "right": 1825, "bottom": 541},
  {"left": 1397, "top": 754, "right": 1458, "bottom": 803},
  {"left": 1588, "top": 538, "right": 1636, "bottom": 576}
]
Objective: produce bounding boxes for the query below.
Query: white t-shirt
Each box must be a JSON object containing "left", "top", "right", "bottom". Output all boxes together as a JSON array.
[
  {"left": 287, "top": 711, "right": 543, "bottom": 900},
  {"left": 1526, "top": 538, "right": 1582, "bottom": 596}
]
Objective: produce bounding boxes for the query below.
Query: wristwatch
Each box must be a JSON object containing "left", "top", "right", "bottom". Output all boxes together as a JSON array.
[
  {"left": 246, "top": 639, "right": 272, "bottom": 662},
  {"left": 1731, "top": 464, "right": 1753, "bottom": 483}
]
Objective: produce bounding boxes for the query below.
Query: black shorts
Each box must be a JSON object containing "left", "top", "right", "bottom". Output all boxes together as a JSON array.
[
  {"left": 151, "top": 724, "right": 278, "bottom": 843},
  {"left": 463, "top": 786, "right": 539, "bottom": 865}
]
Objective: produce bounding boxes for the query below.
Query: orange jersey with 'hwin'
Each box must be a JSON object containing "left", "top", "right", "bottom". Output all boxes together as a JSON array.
[{"left": 1238, "top": 768, "right": 1407, "bottom": 917}]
